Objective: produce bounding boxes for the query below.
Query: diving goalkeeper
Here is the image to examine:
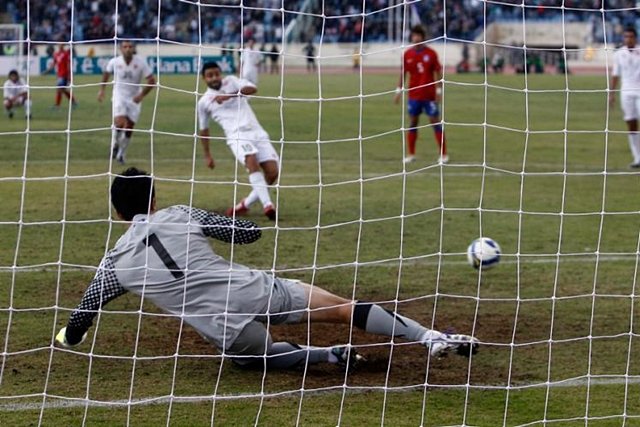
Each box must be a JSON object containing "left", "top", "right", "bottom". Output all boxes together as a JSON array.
[{"left": 56, "top": 167, "right": 478, "bottom": 369}]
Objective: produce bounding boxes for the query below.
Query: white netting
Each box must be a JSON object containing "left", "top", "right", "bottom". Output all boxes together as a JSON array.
[{"left": 1, "top": 0, "right": 640, "bottom": 425}]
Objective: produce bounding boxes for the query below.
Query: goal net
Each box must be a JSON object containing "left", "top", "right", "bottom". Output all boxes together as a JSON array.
[{"left": 1, "top": 0, "right": 639, "bottom": 425}]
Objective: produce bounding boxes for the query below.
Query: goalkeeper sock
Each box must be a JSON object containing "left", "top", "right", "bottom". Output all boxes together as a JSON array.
[
  {"left": 264, "top": 342, "right": 330, "bottom": 369},
  {"left": 629, "top": 133, "right": 640, "bottom": 163},
  {"left": 248, "top": 171, "right": 273, "bottom": 209},
  {"left": 353, "top": 302, "right": 444, "bottom": 343}
]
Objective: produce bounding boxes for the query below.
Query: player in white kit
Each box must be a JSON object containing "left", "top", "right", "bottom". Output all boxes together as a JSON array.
[
  {"left": 98, "top": 41, "right": 156, "bottom": 164},
  {"left": 198, "top": 62, "right": 279, "bottom": 220},
  {"left": 609, "top": 26, "right": 640, "bottom": 168},
  {"left": 3, "top": 70, "right": 31, "bottom": 119},
  {"left": 55, "top": 168, "right": 479, "bottom": 370},
  {"left": 240, "top": 38, "right": 262, "bottom": 85}
]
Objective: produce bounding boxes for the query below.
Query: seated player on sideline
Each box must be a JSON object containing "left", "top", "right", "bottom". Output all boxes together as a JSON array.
[
  {"left": 3, "top": 70, "right": 31, "bottom": 119},
  {"left": 198, "top": 62, "right": 278, "bottom": 221},
  {"left": 56, "top": 168, "right": 479, "bottom": 369}
]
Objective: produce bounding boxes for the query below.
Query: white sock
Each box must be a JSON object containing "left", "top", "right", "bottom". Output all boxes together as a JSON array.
[
  {"left": 24, "top": 100, "right": 31, "bottom": 116},
  {"left": 630, "top": 133, "right": 640, "bottom": 163},
  {"left": 242, "top": 190, "right": 260, "bottom": 208},
  {"left": 117, "top": 136, "right": 131, "bottom": 158},
  {"left": 112, "top": 129, "right": 122, "bottom": 149},
  {"left": 248, "top": 171, "right": 273, "bottom": 209}
]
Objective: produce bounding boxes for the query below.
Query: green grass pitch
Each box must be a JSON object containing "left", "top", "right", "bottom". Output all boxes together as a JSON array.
[{"left": 1, "top": 70, "right": 639, "bottom": 426}]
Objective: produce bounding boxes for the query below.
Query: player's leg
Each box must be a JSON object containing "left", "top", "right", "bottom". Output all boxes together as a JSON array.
[
  {"left": 226, "top": 320, "right": 353, "bottom": 370},
  {"left": 4, "top": 98, "right": 14, "bottom": 118},
  {"left": 21, "top": 93, "right": 32, "bottom": 119},
  {"left": 226, "top": 136, "right": 276, "bottom": 219},
  {"left": 296, "top": 281, "right": 478, "bottom": 358},
  {"left": 245, "top": 154, "right": 275, "bottom": 215},
  {"left": 115, "top": 118, "right": 136, "bottom": 164},
  {"left": 622, "top": 92, "right": 640, "bottom": 167},
  {"left": 54, "top": 80, "right": 63, "bottom": 107},
  {"left": 112, "top": 115, "right": 128, "bottom": 161},
  {"left": 427, "top": 101, "right": 448, "bottom": 164},
  {"left": 405, "top": 100, "right": 421, "bottom": 163}
]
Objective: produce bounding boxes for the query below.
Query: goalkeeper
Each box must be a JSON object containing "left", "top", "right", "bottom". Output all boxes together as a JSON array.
[{"left": 56, "top": 168, "right": 478, "bottom": 369}]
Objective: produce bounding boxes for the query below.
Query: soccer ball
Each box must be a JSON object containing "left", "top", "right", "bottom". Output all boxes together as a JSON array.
[{"left": 467, "top": 237, "right": 501, "bottom": 270}]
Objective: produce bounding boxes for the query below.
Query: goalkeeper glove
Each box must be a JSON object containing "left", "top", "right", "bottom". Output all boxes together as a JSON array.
[{"left": 55, "top": 327, "right": 87, "bottom": 348}]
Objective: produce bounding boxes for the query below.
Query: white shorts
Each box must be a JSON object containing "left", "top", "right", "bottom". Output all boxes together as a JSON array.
[
  {"left": 620, "top": 91, "right": 640, "bottom": 121},
  {"left": 4, "top": 97, "right": 24, "bottom": 106},
  {"left": 113, "top": 96, "right": 141, "bottom": 123},
  {"left": 227, "top": 130, "right": 279, "bottom": 165}
]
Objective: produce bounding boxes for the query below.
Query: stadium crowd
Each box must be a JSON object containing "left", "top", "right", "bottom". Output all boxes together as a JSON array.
[{"left": 1, "top": 0, "right": 639, "bottom": 45}]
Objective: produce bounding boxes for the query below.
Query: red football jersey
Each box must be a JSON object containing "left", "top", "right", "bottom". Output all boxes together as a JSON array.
[
  {"left": 403, "top": 46, "right": 441, "bottom": 100},
  {"left": 53, "top": 49, "right": 71, "bottom": 79}
]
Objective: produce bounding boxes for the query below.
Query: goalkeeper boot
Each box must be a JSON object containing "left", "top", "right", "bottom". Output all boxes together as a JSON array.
[
  {"left": 225, "top": 199, "right": 249, "bottom": 217},
  {"left": 331, "top": 346, "right": 366, "bottom": 368},
  {"left": 428, "top": 333, "right": 478, "bottom": 358}
]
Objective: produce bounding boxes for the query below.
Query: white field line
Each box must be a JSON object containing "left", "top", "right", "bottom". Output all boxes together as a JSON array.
[{"left": 1, "top": 376, "right": 640, "bottom": 412}]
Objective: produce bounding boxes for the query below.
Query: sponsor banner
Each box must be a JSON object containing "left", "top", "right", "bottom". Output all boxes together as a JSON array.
[{"left": 39, "top": 55, "right": 235, "bottom": 75}]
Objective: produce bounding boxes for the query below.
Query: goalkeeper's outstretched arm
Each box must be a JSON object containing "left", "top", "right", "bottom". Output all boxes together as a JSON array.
[
  {"left": 176, "top": 206, "right": 262, "bottom": 244},
  {"left": 56, "top": 255, "right": 127, "bottom": 347}
]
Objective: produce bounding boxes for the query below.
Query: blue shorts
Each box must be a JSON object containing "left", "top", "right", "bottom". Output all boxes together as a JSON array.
[
  {"left": 56, "top": 77, "right": 69, "bottom": 87},
  {"left": 408, "top": 99, "right": 439, "bottom": 118}
]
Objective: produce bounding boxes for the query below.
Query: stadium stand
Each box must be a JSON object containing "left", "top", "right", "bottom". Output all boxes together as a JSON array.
[{"left": 1, "top": 0, "right": 638, "bottom": 44}]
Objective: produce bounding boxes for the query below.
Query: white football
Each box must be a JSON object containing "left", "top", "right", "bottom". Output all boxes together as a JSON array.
[{"left": 467, "top": 237, "right": 501, "bottom": 270}]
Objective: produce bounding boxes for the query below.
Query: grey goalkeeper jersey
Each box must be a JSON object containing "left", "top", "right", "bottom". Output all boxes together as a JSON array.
[{"left": 66, "top": 205, "right": 273, "bottom": 349}]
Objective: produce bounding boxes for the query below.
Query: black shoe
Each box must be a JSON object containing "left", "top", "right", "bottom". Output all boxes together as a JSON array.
[
  {"left": 8, "top": 110, "right": 14, "bottom": 119},
  {"left": 630, "top": 162, "right": 640, "bottom": 169},
  {"left": 331, "top": 346, "right": 366, "bottom": 368}
]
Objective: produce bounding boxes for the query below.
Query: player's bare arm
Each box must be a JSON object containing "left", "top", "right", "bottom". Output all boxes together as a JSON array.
[
  {"left": 97, "top": 71, "right": 110, "bottom": 102},
  {"left": 394, "top": 71, "right": 407, "bottom": 104},
  {"left": 435, "top": 69, "right": 443, "bottom": 103},
  {"left": 199, "top": 128, "right": 215, "bottom": 169},
  {"left": 133, "top": 74, "right": 156, "bottom": 104}
]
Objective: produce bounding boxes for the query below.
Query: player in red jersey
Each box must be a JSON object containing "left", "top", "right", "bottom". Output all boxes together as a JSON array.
[
  {"left": 43, "top": 44, "right": 78, "bottom": 109},
  {"left": 394, "top": 26, "right": 447, "bottom": 164}
]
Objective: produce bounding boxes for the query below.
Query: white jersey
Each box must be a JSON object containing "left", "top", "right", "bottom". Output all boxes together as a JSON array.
[
  {"left": 240, "top": 48, "right": 261, "bottom": 84},
  {"left": 612, "top": 46, "right": 640, "bottom": 92},
  {"left": 3, "top": 78, "right": 26, "bottom": 99},
  {"left": 105, "top": 55, "right": 153, "bottom": 99},
  {"left": 197, "top": 76, "right": 264, "bottom": 138}
]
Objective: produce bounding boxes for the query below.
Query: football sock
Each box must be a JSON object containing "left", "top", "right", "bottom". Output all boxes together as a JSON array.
[
  {"left": 262, "top": 342, "right": 330, "bottom": 369},
  {"left": 55, "top": 92, "right": 62, "bottom": 106},
  {"left": 248, "top": 171, "right": 273, "bottom": 208},
  {"left": 353, "top": 302, "right": 444, "bottom": 344},
  {"left": 629, "top": 133, "right": 640, "bottom": 163},
  {"left": 117, "top": 136, "right": 131, "bottom": 158},
  {"left": 111, "top": 129, "right": 122, "bottom": 149},
  {"left": 407, "top": 130, "right": 417, "bottom": 156},
  {"left": 24, "top": 100, "right": 31, "bottom": 116},
  {"left": 434, "top": 127, "right": 447, "bottom": 156},
  {"left": 243, "top": 190, "right": 259, "bottom": 208}
]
